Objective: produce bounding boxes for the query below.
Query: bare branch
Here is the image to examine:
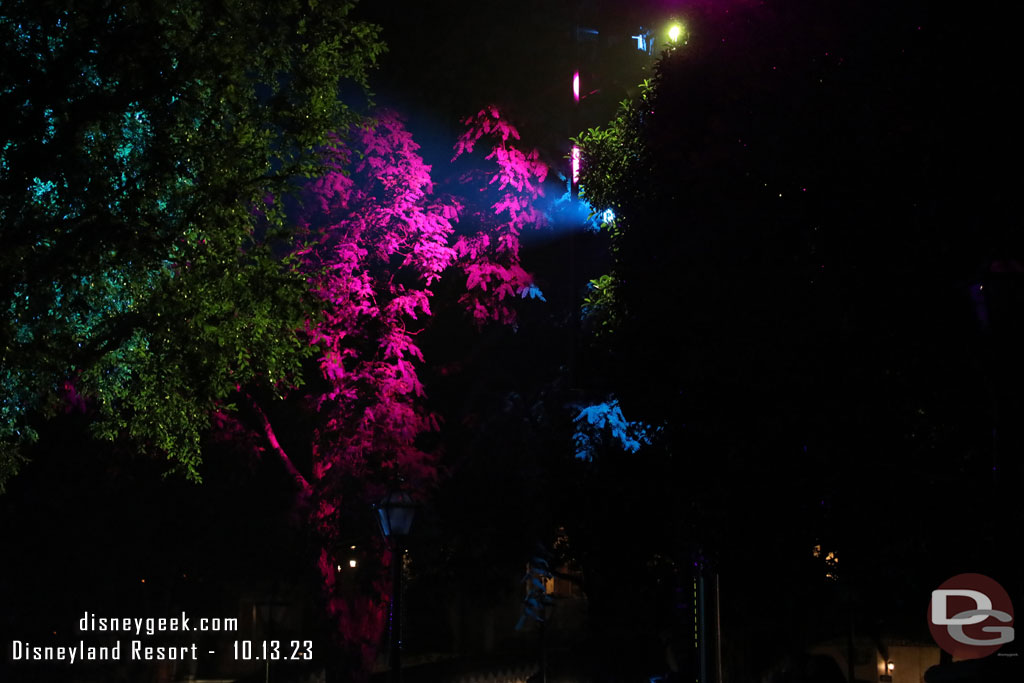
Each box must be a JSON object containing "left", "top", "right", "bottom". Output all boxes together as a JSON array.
[{"left": 244, "top": 393, "right": 312, "bottom": 498}]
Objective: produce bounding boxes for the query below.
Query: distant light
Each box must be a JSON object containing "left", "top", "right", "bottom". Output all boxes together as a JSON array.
[
  {"left": 573, "top": 71, "right": 580, "bottom": 102},
  {"left": 571, "top": 145, "right": 580, "bottom": 185},
  {"left": 349, "top": 559, "right": 358, "bottom": 568},
  {"left": 887, "top": 662, "right": 895, "bottom": 672},
  {"left": 601, "top": 208, "right": 615, "bottom": 223},
  {"left": 667, "top": 23, "right": 685, "bottom": 43}
]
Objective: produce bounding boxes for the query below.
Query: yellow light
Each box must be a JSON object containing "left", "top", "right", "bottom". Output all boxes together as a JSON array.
[{"left": 668, "top": 23, "right": 685, "bottom": 43}]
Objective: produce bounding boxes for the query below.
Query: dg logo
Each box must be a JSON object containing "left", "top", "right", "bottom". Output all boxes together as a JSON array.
[{"left": 928, "top": 573, "right": 1015, "bottom": 659}]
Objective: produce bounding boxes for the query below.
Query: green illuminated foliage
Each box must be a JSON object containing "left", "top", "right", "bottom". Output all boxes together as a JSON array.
[
  {"left": 0, "top": 0, "right": 383, "bottom": 489},
  {"left": 574, "top": 79, "right": 655, "bottom": 337}
]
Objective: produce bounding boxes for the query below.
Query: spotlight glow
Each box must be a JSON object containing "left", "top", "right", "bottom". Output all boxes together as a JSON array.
[
  {"left": 571, "top": 145, "right": 580, "bottom": 185},
  {"left": 573, "top": 71, "right": 580, "bottom": 102},
  {"left": 601, "top": 208, "right": 615, "bottom": 223},
  {"left": 668, "top": 23, "right": 684, "bottom": 43}
]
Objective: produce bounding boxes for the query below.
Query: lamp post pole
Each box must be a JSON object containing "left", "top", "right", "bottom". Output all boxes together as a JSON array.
[
  {"left": 389, "top": 535, "right": 403, "bottom": 683},
  {"left": 377, "top": 491, "right": 416, "bottom": 683}
]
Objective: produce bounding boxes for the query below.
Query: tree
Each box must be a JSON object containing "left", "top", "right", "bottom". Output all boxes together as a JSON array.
[
  {"left": 2, "top": 1, "right": 555, "bottom": 673},
  {"left": 203, "top": 107, "right": 549, "bottom": 677},
  {"left": 0, "top": 0, "right": 383, "bottom": 490}
]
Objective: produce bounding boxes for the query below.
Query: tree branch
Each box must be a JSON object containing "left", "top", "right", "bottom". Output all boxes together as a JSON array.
[{"left": 244, "top": 392, "right": 312, "bottom": 499}]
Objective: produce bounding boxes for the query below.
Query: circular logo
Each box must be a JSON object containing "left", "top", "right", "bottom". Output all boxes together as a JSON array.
[{"left": 928, "top": 573, "right": 1015, "bottom": 659}]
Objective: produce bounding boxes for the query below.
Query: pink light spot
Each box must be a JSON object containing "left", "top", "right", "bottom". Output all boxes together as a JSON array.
[
  {"left": 571, "top": 145, "right": 580, "bottom": 184},
  {"left": 573, "top": 71, "right": 579, "bottom": 102}
]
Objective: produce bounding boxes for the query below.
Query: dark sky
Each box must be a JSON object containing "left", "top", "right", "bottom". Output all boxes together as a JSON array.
[
  {"left": 352, "top": 0, "right": 724, "bottom": 161},
  {"left": 351, "top": 0, "right": 1020, "bottom": 258}
]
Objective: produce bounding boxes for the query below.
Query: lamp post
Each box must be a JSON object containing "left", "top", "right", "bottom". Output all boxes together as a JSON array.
[
  {"left": 376, "top": 491, "right": 416, "bottom": 683},
  {"left": 667, "top": 22, "right": 685, "bottom": 45}
]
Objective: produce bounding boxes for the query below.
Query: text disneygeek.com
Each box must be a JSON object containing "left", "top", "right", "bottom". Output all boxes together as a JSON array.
[{"left": 6, "top": 610, "right": 317, "bottom": 666}]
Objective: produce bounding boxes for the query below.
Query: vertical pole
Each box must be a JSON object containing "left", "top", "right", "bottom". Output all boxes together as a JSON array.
[
  {"left": 714, "top": 574, "right": 723, "bottom": 683},
  {"left": 390, "top": 541, "right": 402, "bottom": 683},
  {"left": 698, "top": 573, "right": 707, "bottom": 683}
]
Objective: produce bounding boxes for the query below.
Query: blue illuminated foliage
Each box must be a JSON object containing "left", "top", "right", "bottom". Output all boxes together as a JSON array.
[
  {"left": 572, "top": 398, "right": 657, "bottom": 461},
  {"left": 519, "top": 283, "right": 546, "bottom": 301}
]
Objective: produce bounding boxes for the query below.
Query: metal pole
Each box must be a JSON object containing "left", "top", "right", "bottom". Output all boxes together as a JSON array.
[
  {"left": 390, "top": 540, "right": 403, "bottom": 683},
  {"left": 714, "top": 574, "right": 722, "bottom": 683},
  {"left": 698, "top": 573, "right": 707, "bottom": 683}
]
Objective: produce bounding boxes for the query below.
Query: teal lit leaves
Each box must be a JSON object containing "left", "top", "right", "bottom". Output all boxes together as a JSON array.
[
  {"left": 0, "top": 364, "right": 37, "bottom": 493},
  {"left": 0, "top": 0, "right": 382, "bottom": 488}
]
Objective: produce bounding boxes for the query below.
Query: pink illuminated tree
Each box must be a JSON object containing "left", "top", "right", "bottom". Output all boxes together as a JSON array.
[
  {"left": 451, "top": 106, "right": 549, "bottom": 326},
  {"left": 231, "top": 108, "right": 547, "bottom": 677}
]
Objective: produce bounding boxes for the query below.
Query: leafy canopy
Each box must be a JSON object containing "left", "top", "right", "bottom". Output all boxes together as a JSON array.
[{"left": 0, "top": 0, "right": 383, "bottom": 490}]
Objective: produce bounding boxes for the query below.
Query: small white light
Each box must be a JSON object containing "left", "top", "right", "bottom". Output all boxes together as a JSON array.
[{"left": 349, "top": 559, "right": 357, "bottom": 568}]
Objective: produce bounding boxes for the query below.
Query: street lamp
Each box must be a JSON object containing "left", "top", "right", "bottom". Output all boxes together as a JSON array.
[
  {"left": 666, "top": 21, "right": 687, "bottom": 48},
  {"left": 376, "top": 491, "right": 416, "bottom": 683}
]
